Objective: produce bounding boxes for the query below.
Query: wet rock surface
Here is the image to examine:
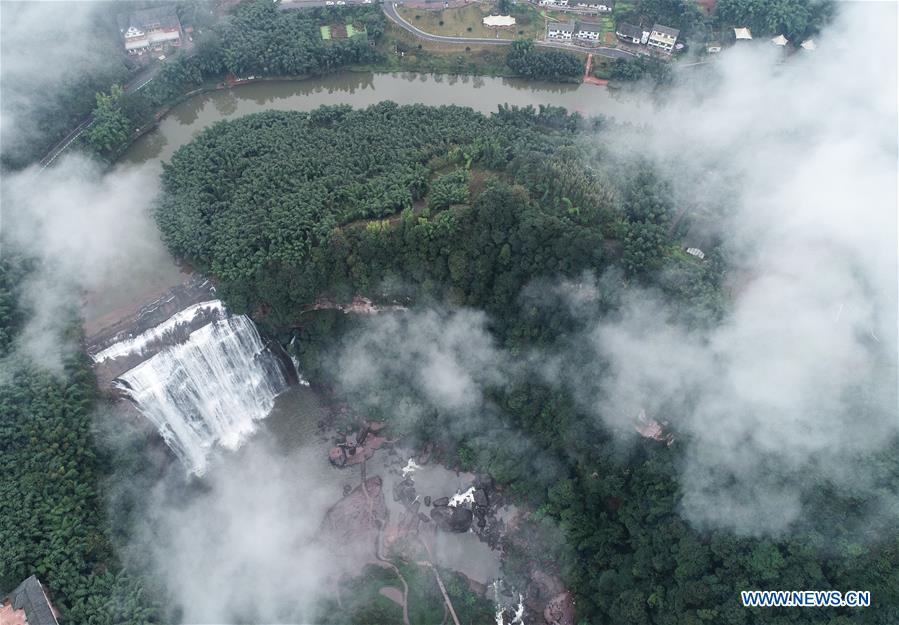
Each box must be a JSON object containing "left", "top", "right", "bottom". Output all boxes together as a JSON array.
[
  {"left": 328, "top": 421, "right": 387, "bottom": 468},
  {"left": 543, "top": 591, "right": 576, "bottom": 625},
  {"left": 393, "top": 477, "right": 417, "bottom": 505},
  {"left": 320, "top": 476, "right": 387, "bottom": 557},
  {"left": 430, "top": 505, "right": 474, "bottom": 532}
]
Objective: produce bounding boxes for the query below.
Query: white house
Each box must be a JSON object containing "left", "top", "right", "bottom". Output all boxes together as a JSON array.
[
  {"left": 117, "top": 5, "right": 182, "bottom": 54},
  {"left": 575, "top": 1, "right": 613, "bottom": 11},
  {"left": 771, "top": 34, "right": 788, "bottom": 46},
  {"left": 647, "top": 24, "right": 679, "bottom": 52},
  {"left": 685, "top": 247, "right": 705, "bottom": 260},
  {"left": 577, "top": 24, "right": 602, "bottom": 42},
  {"left": 734, "top": 26, "right": 753, "bottom": 40},
  {"left": 548, "top": 20, "right": 576, "bottom": 40},
  {"left": 801, "top": 38, "right": 816, "bottom": 50}
]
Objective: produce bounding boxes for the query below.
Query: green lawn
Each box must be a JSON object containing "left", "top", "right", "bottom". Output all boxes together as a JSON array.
[
  {"left": 320, "top": 25, "right": 332, "bottom": 40},
  {"left": 397, "top": 4, "right": 545, "bottom": 40}
]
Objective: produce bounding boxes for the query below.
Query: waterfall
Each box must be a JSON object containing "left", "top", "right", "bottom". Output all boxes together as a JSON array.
[{"left": 106, "top": 302, "right": 291, "bottom": 475}]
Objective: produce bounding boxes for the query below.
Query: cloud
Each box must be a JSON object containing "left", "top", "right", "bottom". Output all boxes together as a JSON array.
[
  {"left": 124, "top": 435, "right": 344, "bottom": 624},
  {"left": 569, "top": 1, "right": 898, "bottom": 534},
  {"left": 337, "top": 308, "right": 506, "bottom": 423},
  {"left": 332, "top": 3, "right": 897, "bottom": 536},
  {"left": 0, "top": 1, "right": 126, "bottom": 164},
  {"left": 1, "top": 154, "right": 179, "bottom": 370}
]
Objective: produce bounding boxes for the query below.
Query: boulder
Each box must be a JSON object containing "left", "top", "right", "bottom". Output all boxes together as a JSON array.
[
  {"left": 393, "top": 477, "right": 417, "bottom": 504},
  {"left": 474, "top": 473, "right": 494, "bottom": 491},
  {"left": 417, "top": 441, "right": 434, "bottom": 465},
  {"left": 450, "top": 506, "right": 474, "bottom": 532},
  {"left": 424, "top": 495, "right": 432, "bottom": 507},
  {"left": 433, "top": 496, "right": 450, "bottom": 507},
  {"left": 329, "top": 446, "right": 347, "bottom": 467},
  {"left": 430, "top": 505, "right": 473, "bottom": 532},
  {"left": 543, "top": 591, "right": 575, "bottom": 625},
  {"left": 474, "top": 488, "right": 488, "bottom": 508}
]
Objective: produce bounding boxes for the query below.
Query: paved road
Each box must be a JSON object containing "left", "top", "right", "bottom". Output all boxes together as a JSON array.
[
  {"left": 39, "top": 55, "right": 169, "bottom": 169},
  {"left": 382, "top": 2, "right": 634, "bottom": 59}
]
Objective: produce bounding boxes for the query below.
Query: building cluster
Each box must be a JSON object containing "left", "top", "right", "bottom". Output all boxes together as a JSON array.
[
  {"left": 547, "top": 20, "right": 602, "bottom": 42},
  {"left": 537, "top": 0, "right": 613, "bottom": 13},
  {"left": 117, "top": 5, "right": 183, "bottom": 55},
  {"left": 615, "top": 22, "right": 680, "bottom": 53}
]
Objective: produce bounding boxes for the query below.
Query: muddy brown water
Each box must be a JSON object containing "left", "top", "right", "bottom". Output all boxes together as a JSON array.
[{"left": 122, "top": 71, "right": 649, "bottom": 167}]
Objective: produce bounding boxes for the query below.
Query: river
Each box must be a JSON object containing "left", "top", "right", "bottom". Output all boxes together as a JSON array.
[{"left": 123, "top": 71, "right": 648, "bottom": 167}]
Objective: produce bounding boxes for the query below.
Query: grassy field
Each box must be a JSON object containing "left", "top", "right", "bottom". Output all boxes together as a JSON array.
[
  {"left": 613, "top": 0, "right": 636, "bottom": 19},
  {"left": 397, "top": 3, "right": 546, "bottom": 40},
  {"left": 320, "top": 25, "right": 332, "bottom": 40},
  {"left": 367, "top": 20, "right": 514, "bottom": 75}
]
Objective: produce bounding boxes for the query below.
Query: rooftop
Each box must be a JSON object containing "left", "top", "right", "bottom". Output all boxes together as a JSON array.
[
  {"left": 771, "top": 34, "right": 788, "bottom": 46},
  {"left": 117, "top": 5, "right": 181, "bottom": 34},
  {"left": 1, "top": 576, "right": 59, "bottom": 625},
  {"left": 734, "top": 26, "right": 753, "bottom": 40},
  {"left": 616, "top": 22, "right": 643, "bottom": 39},
  {"left": 651, "top": 24, "right": 679, "bottom": 37}
]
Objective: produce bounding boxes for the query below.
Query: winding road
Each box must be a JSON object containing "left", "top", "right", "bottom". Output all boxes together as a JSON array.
[{"left": 382, "top": 2, "right": 635, "bottom": 59}]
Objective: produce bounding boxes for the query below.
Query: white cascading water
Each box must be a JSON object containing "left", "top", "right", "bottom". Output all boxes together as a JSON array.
[{"left": 107, "top": 303, "right": 290, "bottom": 475}]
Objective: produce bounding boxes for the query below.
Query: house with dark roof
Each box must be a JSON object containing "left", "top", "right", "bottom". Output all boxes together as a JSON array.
[
  {"left": 117, "top": 5, "right": 182, "bottom": 54},
  {"left": 615, "top": 22, "right": 643, "bottom": 44},
  {"left": 1, "top": 576, "right": 60, "bottom": 625},
  {"left": 647, "top": 24, "right": 679, "bottom": 52}
]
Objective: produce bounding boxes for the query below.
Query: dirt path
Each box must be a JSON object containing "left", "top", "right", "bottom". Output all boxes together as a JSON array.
[
  {"left": 416, "top": 538, "right": 462, "bottom": 625},
  {"left": 583, "top": 53, "right": 610, "bottom": 86},
  {"left": 362, "top": 460, "right": 411, "bottom": 625}
]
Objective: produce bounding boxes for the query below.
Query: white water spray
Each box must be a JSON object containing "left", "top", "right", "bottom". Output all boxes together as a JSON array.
[
  {"left": 401, "top": 458, "right": 422, "bottom": 478},
  {"left": 449, "top": 486, "right": 476, "bottom": 507},
  {"left": 112, "top": 308, "right": 291, "bottom": 475}
]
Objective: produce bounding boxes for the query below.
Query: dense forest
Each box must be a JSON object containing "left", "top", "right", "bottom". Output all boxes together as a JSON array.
[
  {"left": 156, "top": 104, "right": 899, "bottom": 624},
  {"left": 0, "top": 259, "right": 162, "bottom": 624},
  {"left": 506, "top": 40, "right": 584, "bottom": 82}
]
